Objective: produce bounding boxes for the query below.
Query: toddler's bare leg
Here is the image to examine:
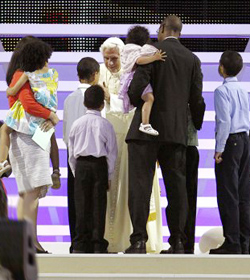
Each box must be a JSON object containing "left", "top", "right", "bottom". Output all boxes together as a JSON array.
[
  {"left": 0, "top": 123, "right": 13, "bottom": 162},
  {"left": 141, "top": 92, "right": 154, "bottom": 125}
]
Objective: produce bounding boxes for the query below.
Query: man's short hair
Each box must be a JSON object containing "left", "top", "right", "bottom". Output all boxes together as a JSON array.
[
  {"left": 84, "top": 85, "right": 104, "bottom": 110},
  {"left": 220, "top": 50, "right": 243, "bottom": 76},
  {"left": 77, "top": 57, "right": 100, "bottom": 81}
]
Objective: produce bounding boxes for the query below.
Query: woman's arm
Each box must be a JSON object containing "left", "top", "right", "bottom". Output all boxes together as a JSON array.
[
  {"left": 10, "top": 71, "right": 51, "bottom": 120},
  {"left": 7, "top": 73, "right": 28, "bottom": 96}
]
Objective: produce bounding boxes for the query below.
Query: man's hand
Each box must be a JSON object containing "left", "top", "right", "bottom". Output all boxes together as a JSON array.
[
  {"left": 214, "top": 152, "right": 223, "bottom": 164},
  {"left": 102, "top": 82, "right": 110, "bottom": 104},
  {"left": 40, "top": 119, "right": 54, "bottom": 132}
]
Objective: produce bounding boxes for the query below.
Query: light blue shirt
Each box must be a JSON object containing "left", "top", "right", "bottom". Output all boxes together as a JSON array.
[
  {"left": 68, "top": 110, "right": 118, "bottom": 180},
  {"left": 214, "top": 76, "right": 249, "bottom": 152}
]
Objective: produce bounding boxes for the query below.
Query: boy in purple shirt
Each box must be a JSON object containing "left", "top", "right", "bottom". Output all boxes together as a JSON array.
[
  {"left": 210, "top": 51, "right": 250, "bottom": 254},
  {"left": 68, "top": 85, "right": 117, "bottom": 253}
]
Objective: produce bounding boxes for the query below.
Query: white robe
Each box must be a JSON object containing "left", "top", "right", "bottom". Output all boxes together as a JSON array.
[{"left": 99, "top": 63, "right": 163, "bottom": 253}]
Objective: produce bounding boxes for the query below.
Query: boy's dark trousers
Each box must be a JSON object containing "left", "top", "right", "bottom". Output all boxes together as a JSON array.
[
  {"left": 67, "top": 150, "right": 76, "bottom": 253},
  {"left": 73, "top": 156, "right": 109, "bottom": 253},
  {"left": 184, "top": 146, "right": 199, "bottom": 253},
  {"left": 215, "top": 132, "right": 250, "bottom": 253}
]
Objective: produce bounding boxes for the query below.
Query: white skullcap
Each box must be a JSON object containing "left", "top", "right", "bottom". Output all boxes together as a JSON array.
[{"left": 99, "top": 37, "right": 124, "bottom": 54}]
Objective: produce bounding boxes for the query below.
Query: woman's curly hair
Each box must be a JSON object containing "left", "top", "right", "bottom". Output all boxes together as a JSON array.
[
  {"left": 125, "top": 25, "right": 151, "bottom": 46},
  {"left": 19, "top": 39, "right": 53, "bottom": 72}
]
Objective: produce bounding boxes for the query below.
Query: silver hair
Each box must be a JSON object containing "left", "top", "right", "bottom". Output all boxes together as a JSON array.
[{"left": 99, "top": 37, "right": 124, "bottom": 54}]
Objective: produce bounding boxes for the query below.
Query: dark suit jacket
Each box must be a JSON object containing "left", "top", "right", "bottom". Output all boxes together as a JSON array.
[{"left": 126, "top": 38, "right": 205, "bottom": 146}]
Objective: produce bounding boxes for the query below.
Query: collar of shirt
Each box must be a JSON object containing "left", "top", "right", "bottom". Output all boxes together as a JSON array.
[
  {"left": 163, "top": 36, "right": 178, "bottom": 41},
  {"left": 78, "top": 83, "right": 91, "bottom": 90},
  {"left": 223, "top": 76, "right": 238, "bottom": 84},
  {"left": 86, "top": 109, "right": 102, "bottom": 116}
]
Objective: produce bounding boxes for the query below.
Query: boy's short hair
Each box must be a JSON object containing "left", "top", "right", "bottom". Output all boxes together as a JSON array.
[
  {"left": 126, "top": 26, "right": 150, "bottom": 46},
  {"left": 84, "top": 85, "right": 104, "bottom": 110},
  {"left": 77, "top": 57, "right": 100, "bottom": 81},
  {"left": 220, "top": 50, "right": 243, "bottom": 76},
  {"left": 20, "top": 39, "right": 52, "bottom": 72}
]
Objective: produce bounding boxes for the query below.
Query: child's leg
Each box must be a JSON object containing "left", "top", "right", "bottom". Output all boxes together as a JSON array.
[
  {"left": 0, "top": 124, "right": 12, "bottom": 162},
  {"left": 141, "top": 92, "right": 154, "bottom": 125},
  {"left": 0, "top": 124, "right": 13, "bottom": 176},
  {"left": 50, "top": 133, "right": 61, "bottom": 189},
  {"left": 139, "top": 93, "right": 159, "bottom": 136}
]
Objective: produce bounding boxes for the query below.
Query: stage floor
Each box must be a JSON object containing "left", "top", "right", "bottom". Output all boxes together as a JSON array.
[{"left": 37, "top": 253, "right": 250, "bottom": 280}]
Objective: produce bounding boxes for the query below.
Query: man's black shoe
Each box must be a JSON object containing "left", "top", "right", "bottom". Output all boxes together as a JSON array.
[
  {"left": 209, "top": 244, "right": 241, "bottom": 255},
  {"left": 124, "top": 240, "right": 146, "bottom": 254},
  {"left": 160, "top": 240, "right": 184, "bottom": 254}
]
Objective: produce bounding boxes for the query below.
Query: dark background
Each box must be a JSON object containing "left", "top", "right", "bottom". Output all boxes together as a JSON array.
[{"left": 1, "top": 0, "right": 249, "bottom": 52}]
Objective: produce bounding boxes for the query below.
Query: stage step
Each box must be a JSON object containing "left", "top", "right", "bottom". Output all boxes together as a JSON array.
[{"left": 37, "top": 254, "right": 250, "bottom": 280}]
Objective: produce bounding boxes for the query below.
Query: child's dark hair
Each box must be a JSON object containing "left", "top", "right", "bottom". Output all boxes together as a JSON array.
[
  {"left": 126, "top": 26, "right": 150, "bottom": 47},
  {"left": 6, "top": 36, "right": 38, "bottom": 85},
  {"left": 19, "top": 39, "right": 53, "bottom": 72},
  {"left": 220, "top": 50, "right": 243, "bottom": 76},
  {"left": 84, "top": 85, "right": 105, "bottom": 110},
  {"left": 77, "top": 57, "right": 100, "bottom": 82}
]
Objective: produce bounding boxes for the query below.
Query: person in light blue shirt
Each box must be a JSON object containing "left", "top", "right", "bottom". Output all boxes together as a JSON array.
[{"left": 210, "top": 51, "right": 250, "bottom": 254}]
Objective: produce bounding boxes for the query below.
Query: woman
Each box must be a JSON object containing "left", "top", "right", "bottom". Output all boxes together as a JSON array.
[
  {"left": 99, "top": 37, "right": 163, "bottom": 253},
  {"left": 5, "top": 37, "right": 57, "bottom": 253}
]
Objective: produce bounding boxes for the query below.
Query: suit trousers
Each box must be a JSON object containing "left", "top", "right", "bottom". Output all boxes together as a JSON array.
[
  {"left": 215, "top": 132, "right": 250, "bottom": 252},
  {"left": 184, "top": 146, "right": 199, "bottom": 251},
  {"left": 67, "top": 150, "right": 76, "bottom": 253},
  {"left": 73, "top": 156, "right": 109, "bottom": 253},
  {"left": 128, "top": 140, "right": 188, "bottom": 245}
]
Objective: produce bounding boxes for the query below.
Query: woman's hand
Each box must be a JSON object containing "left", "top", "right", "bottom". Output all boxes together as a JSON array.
[
  {"left": 40, "top": 119, "right": 54, "bottom": 132},
  {"left": 49, "top": 111, "right": 59, "bottom": 126}
]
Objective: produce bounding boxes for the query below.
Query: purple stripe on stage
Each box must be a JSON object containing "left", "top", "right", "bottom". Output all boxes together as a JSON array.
[
  {"left": 198, "top": 150, "right": 215, "bottom": 168},
  {"left": 161, "top": 208, "right": 221, "bottom": 227},
  {"left": 202, "top": 65, "right": 221, "bottom": 81},
  {"left": 203, "top": 92, "right": 214, "bottom": 110},
  {"left": 38, "top": 236, "right": 71, "bottom": 242},
  {"left": 38, "top": 207, "right": 69, "bottom": 225},
  {"left": 198, "top": 122, "right": 215, "bottom": 139},
  {"left": 0, "top": 94, "right": 9, "bottom": 110},
  {"left": 57, "top": 150, "right": 68, "bottom": 167},
  {"left": 197, "top": 179, "right": 217, "bottom": 196},
  {"left": 49, "top": 64, "right": 78, "bottom": 82},
  {"left": 159, "top": 179, "right": 217, "bottom": 197}
]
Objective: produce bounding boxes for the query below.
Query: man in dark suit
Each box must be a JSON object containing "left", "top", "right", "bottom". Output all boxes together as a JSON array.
[{"left": 124, "top": 15, "right": 205, "bottom": 254}]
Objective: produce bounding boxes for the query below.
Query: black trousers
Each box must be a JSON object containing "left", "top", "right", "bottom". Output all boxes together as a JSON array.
[
  {"left": 215, "top": 132, "right": 250, "bottom": 252},
  {"left": 184, "top": 146, "right": 199, "bottom": 251},
  {"left": 128, "top": 140, "right": 188, "bottom": 245},
  {"left": 72, "top": 156, "right": 109, "bottom": 253},
  {"left": 67, "top": 150, "right": 76, "bottom": 252}
]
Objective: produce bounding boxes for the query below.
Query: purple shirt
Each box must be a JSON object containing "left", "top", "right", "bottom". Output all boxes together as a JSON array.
[{"left": 68, "top": 110, "right": 117, "bottom": 180}]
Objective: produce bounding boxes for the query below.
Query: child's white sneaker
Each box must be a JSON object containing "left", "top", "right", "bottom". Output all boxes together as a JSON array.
[
  {"left": 0, "top": 160, "right": 12, "bottom": 178},
  {"left": 139, "top": 123, "right": 159, "bottom": 136}
]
